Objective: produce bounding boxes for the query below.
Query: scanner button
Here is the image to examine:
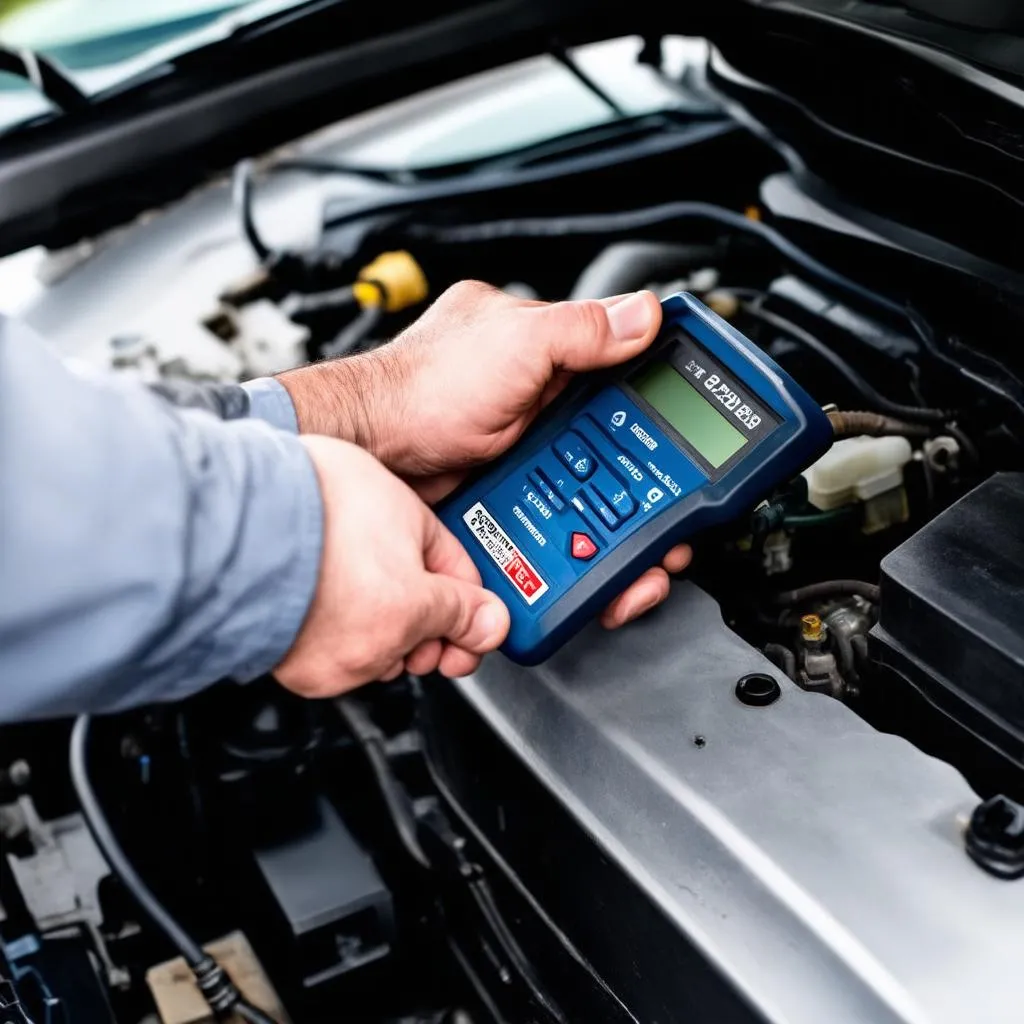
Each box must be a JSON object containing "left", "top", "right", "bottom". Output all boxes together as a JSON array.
[
  {"left": 529, "top": 471, "right": 565, "bottom": 511},
  {"left": 604, "top": 484, "right": 637, "bottom": 521},
  {"left": 587, "top": 490, "right": 620, "bottom": 530},
  {"left": 553, "top": 432, "right": 596, "bottom": 480},
  {"left": 571, "top": 532, "right": 598, "bottom": 560}
]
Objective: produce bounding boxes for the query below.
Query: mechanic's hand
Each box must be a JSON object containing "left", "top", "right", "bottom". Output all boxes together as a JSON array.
[
  {"left": 280, "top": 282, "right": 692, "bottom": 628},
  {"left": 275, "top": 435, "right": 510, "bottom": 694}
]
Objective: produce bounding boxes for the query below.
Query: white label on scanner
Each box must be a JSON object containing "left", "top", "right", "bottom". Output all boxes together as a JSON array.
[{"left": 463, "top": 502, "right": 549, "bottom": 605}]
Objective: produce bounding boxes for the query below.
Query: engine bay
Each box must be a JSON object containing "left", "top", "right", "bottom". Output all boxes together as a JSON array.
[{"left": 3, "top": 34, "right": 1024, "bottom": 1024}]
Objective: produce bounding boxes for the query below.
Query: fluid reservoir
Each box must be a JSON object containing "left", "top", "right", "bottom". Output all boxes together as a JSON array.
[{"left": 803, "top": 435, "right": 913, "bottom": 533}]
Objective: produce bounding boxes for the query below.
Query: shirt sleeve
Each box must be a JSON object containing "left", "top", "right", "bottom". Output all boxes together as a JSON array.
[
  {"left": 241, "top": 377, "right": 299, "bottom": 433},
  {"left": 0, "top": 317, "right": 323, "bottom": 721}
]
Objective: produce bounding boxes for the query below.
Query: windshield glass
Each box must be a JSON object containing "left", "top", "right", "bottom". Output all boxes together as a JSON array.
[
  {"left": 331, "top": 37, "right": 711, "bottom": 170},
  {"left": 0, "top": 0, "right": 308, "bottom": 128}
]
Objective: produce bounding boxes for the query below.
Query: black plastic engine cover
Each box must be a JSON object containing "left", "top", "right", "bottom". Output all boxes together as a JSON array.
[{"left": 873, "top": 472, "right": 1024, "bottom": 767}]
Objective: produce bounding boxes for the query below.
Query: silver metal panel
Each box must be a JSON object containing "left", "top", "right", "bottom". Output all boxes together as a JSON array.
[{"left": 457, "top": 582, "right": 1023, "bottom": 1023}]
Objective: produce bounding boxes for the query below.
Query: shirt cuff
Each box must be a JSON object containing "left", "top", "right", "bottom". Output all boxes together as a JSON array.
[{"left": 242, "top": 377, "right": 299, "bottom": 434}]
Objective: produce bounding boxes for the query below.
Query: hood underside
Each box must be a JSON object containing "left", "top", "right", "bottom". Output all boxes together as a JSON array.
[{"left": 2, "top": 0, "right": 1024, "bottom": 267}]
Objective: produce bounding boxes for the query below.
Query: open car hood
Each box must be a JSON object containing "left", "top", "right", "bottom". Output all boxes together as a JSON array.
[{"left": 2, "top": 0, "right": 1024, "bottom": 267}]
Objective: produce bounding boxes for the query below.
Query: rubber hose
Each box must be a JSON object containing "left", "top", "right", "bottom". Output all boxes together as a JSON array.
[
  {"left": 408, "top": 201, "right": 903, "bottom": 318},
  {"left": 771, "top": 580, "right": 880, "bottom": 606},
  {"left": 763, "top": 643, "right": 798, "bottom": 682},
  {"left": 851, "top": 634, "right": 871, "bottom": 668},
  {"left": 827, "top": 410, "right": 932, "bottom": 439},
  {"left": 831, "top": 630, "right": 860, "bottom": 688},
  {"left": 569, "top": 241, "right": 719, "bottom": 300}
]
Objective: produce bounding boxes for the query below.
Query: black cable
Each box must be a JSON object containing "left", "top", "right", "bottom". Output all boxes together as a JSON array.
[
  {"left": 549, "top": 40, "right": 626, "bottom": 118},
  {"left": 232, "top": 160, "right": 271, "bottom": 263},
  {"left": 743, "top": 304, "right": 949, "bottom": 424},
  {"left": 70, "top": 717, "right": 206, "bottom": 964},
  {"left": 328, "top": 126, "right": 729, "bottom": 231},
  {"left": 943, "top": 421, "right": 980, "bottom": 465},
  {"left": 234, "top": 1002, "right": 278, "bottom": 1024},
  {"left": 407, "top": 201, "right": 904, "bottom": 318},
  {"left": 763, "top": 642, "right": 797, "bottom": 682},
  {"left": 771, "top": 580, "right": 880, "bottom": 606},
  {"left": 335, "top": 698, "right": 430, "bottom": 869},
  {"left": 69, "top": 717, "right": 279, "bottom": 1024},
  {"left": 465, "top": 873, "right": 567, "bottom": 1022},
  {"left": 337, "top": 698, "right": 567, "bottom": 1017}
]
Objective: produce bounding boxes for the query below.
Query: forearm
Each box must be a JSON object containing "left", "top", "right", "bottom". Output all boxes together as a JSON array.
[
  {"left": 277, "top": 349, "right": 411, "bottom": 465},
  {"left": 0, "top": 318, "right": 323, "bottom": 721}
]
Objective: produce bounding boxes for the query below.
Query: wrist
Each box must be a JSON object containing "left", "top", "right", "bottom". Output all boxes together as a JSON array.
[{"left": 277, "top": 350, "right": 410, "bottom": 462}]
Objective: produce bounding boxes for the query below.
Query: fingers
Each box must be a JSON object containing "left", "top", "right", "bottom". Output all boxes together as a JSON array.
[
  {"left": 662, "top": 543, "right": 693, "bottom": 574},
  {"left": 600, "top": 567, "right": 671, "bottom": 630},
  {"left": 422, "top": 516, "right": 483, "bottom": 585},
  {"left": 534, "top": 290, "right": 662, "bottom": 373},
  {"left": 405, "top": 638, "right": 443, "bottom": 676},
  {"left": 437, "top": 644, "right": 482, "bottom": 680},
  {"left": 411, "top": 470, "right": 470, "bottom": 506},
  {"left": 419, "top": 572, "right": 510, "bottom": 654},
  {"left": 379, "top": 660, "right": 406, "bottom": 681}
]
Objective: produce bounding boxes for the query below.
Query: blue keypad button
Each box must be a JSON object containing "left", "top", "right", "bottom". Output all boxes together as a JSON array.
[
  {"left": 586, "top": 489, "right": 620, "bottom": 529},
  {"left": 553, "top": 432, "right": 596, "bottom": 480},
  {"left": 529, "top": 471, "right": 565, "bottom": 511},
  {"left": 602, "top": 482, "right": 637, "bottom": 521}
]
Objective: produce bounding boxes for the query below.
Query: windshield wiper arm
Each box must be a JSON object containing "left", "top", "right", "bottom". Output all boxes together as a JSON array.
[{"left": 0, "top": 45, "right": 88, "bottom": 112}]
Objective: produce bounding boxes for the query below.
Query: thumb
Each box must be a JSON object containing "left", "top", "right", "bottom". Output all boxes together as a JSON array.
[
  {"left": 418, "top": 573, "right": 510, "bottom": 654},
  {"left": 533, "top": 290, "right": 662, "bottom": 373}
]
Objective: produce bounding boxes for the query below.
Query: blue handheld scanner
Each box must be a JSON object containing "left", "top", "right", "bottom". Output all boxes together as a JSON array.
[{"left": 438, "top": 293, "right": 833, "bottom": 665}]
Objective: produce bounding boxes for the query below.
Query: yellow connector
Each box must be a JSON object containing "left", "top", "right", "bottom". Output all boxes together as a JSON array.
[{"left": 353, "top": 251, "right": 429, "bottom": 312}]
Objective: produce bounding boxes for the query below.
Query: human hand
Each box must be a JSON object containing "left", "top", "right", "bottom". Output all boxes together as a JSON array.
[
  {"left": 279, "top": 282, "right": 691, "bottom": 628},
  {"left": 275, "top": 435, "right": 511, "bottom": 693}
]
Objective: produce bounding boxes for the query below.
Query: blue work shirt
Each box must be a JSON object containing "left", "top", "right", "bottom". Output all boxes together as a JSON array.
[{"left": 0, "top": 315, "right": 322, "bottom": 721}]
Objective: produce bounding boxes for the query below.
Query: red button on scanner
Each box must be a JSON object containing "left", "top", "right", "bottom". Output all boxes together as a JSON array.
[{"left": 571, "top": 532, "right": 598, "bottom": 561}]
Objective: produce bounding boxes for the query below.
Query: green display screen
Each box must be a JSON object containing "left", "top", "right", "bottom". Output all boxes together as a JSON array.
[{"left": 632, "top": 361, "right": 748, "bottom": 468}]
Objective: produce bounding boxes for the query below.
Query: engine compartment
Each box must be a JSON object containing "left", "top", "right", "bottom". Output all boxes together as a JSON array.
[{"left": 3, "top": 36, "right": 1024, "bottom": 1024}]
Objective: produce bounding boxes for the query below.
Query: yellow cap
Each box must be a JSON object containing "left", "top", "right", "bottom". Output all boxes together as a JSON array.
[
  {"left": 354, "top": 251, "right": 428, "bottom": 312},
  {"left": 800, "top": 614, "right": 824, "bottom": 643}
]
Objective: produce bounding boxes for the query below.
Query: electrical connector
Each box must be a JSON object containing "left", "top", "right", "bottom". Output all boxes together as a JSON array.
[{"left": 352, "top": 251, "right": 429, "bottom": 312}]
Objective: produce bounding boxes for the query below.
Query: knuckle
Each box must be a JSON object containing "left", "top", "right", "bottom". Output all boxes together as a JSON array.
[
  {"left": 553, "top": 299, "right": 608, "bottom": 340},
  {"left": 423, "top": 588, "right": 466, "bottom": 637},
  {"left": 440, "top": 279, "right": 494, "bottom": 307},
  {"left": 342, "top": 635, "right": 387, "bottom": 679}
]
